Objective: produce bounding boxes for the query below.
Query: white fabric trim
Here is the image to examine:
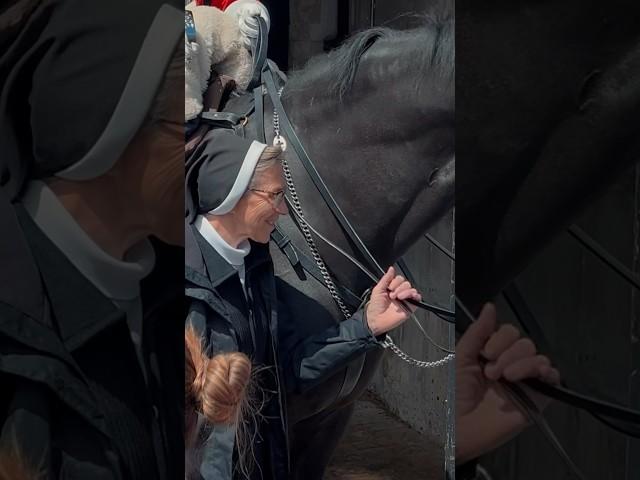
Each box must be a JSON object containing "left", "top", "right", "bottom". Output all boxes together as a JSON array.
[
  {"left": 194, "top": 215, "right": 250, "bottom": 266},
  {"left": 209, "top": 140, "right": 266, "bottom": 215},
  {"left": 55, "top": 4, "right": 183, "bottom": 180},
  {"left": 21, "top": 181, "right": 155, "bottom": 301}
]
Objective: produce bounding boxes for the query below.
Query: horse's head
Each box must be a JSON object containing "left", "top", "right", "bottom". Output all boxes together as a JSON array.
[
  {"left": 280, "top": 16, "right": 454, "bottom": 278},
  {"left": 456, "top": 3, "right": 640, "bottom": 311}
]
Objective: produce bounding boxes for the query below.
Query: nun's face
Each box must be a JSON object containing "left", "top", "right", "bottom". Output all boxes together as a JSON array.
[{"left": 237, "top": 164, "right": 288, "bottom": 243}]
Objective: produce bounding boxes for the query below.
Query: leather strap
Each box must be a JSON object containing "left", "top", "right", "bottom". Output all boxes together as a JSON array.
[
  {"left": 395, "top": 258, "right": 417, "bottom": 286},
  {"left": 200, "top": 111, "right": 243, "bottom": 128},
  {"left": 271, "top": 225, "right": 299, "bottom": 269},
  {"left": 248, "top": 16, "right": 269, "bottom": 91},
  {"left": 254, "top": 85, "right": 265, "bottom": 143}
]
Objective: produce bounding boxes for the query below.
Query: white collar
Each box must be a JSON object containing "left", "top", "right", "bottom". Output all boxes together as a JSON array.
[
  {"left": 21, "top": 181, "right": 155, "bottom": 301},
  {"left": 194, "top": 215, "right": 250, "bottom": 266}
]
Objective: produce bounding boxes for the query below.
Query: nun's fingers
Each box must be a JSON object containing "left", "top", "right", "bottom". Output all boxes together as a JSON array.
[
  {"left": 388, "top": 275, "right": 406, "bottom": 292},
  {"left": 482, "top": 323, "right": 521, "bottom": 361},
  {"left": 457, "top": 303, "right": 496, "bottom": 360},
  {"left": 389, "top": 281, "right": 412, "bottom": 299},
  {"left": 502, "top": 355, "right": 553, "bottom": 383},
  {"left": 395, "top": 288, "right": 419, "bottom": 300},
  {"left": 395, "top": 288, "right": 419, "bottom": 303},
  {"left": 484, "top": 337, "right": 537, "bottom": 381},
  {"left": 540, "top": 366, "right": 562, "bottom": 386}
]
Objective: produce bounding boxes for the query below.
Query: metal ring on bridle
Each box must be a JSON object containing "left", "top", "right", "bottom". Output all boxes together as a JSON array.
[{"left": 273, "top": 135, "right": 287, "bottom": 151}]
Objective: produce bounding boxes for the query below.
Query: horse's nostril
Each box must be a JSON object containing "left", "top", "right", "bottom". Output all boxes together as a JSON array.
[{"left": 428, "top": 168, "right": 440, "bottom": 186}]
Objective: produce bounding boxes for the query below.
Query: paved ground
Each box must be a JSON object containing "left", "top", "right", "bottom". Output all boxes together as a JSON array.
[{"left": 325, "top": 393, "right": 445, "bottom": 480}]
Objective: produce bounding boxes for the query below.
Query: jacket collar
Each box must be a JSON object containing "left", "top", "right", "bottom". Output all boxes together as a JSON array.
[
  {"left": 194, "top": 214, "right": 250, "bottom": 267},
  {"left": 185, "top": 220, "right": 271, "bottom": 289},
  {"left": 14, "top": 205, "right": 123, "bottom": 351}
]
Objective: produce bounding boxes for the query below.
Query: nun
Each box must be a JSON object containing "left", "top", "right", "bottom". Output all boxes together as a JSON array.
[
  {"left": 185, "top": 129, "right": 423, "bottom": 479},
  {"left": 0, "top": 1, "right": 184, "bottom": 478}
]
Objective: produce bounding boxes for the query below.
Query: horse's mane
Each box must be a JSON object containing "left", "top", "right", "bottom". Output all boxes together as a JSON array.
[{"left": 284, "top": 14, "right": 454, "bottom": 100}]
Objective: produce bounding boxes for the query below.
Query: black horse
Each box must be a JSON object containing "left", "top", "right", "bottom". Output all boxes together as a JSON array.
[
  {"left": 258, "top": 16, "right": 455, "bottom": 478},
  {"left": 457, "top": 0, "right": 640, "bottom": 311}
]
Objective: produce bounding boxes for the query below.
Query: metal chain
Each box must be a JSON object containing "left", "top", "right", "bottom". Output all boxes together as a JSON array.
[
  {"left": 274, "top": 87, "right": 352, "bottom": 319},
  {"left": 381, "top": 335, "right": 454, "bottom": 368},
  {"left": 272, "top": 87, "right": 452, "bottom": 369}
]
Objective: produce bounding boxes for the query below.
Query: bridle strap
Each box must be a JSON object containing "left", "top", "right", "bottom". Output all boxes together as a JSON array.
[
  {"left": 248, "top": 17, "right": 269, "bottom": 91},
  {"left": 568, "top": 224, "right": 640, "bottom": 290},
  {"left": 254, "top": 84, "right": 266, "bottom": 143}
]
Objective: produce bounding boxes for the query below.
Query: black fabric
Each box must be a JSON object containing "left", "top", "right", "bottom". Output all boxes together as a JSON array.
[
  {"left": 0, "top": 2, "right": 184, "bottom": 478},
  {"left": 0, "top": 0, "right": 181, "bottom": 199},
  {"left": 185, "top": 223, "right": 289, "bottom": 480},
  {"left": 185, "top": 129, "right": 257, "bottom": 223},
  {"left": 0, "top": 207, "right": 184, "bottom": 479}
]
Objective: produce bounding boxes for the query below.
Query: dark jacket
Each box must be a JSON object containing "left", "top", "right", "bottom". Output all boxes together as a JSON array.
[
  {"left": 0, "top": 203, "right": 184, "bottom": 479},
  {"left": 185, "top": 221, "right": 381, "bottom": 480}
]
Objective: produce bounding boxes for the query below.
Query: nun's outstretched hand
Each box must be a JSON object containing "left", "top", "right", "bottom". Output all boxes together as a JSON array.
[{"left": 365, "top": 267, "right": 421, "bottom": 336}]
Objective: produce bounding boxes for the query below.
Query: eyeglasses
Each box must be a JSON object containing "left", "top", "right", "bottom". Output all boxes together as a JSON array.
[{"left": 249, "top": 188, "right": 286, "bottom": 210}]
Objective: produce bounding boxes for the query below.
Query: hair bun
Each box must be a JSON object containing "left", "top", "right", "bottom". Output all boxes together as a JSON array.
[{"left": 184, "top": 326, "right": 252, "bottom": 425}]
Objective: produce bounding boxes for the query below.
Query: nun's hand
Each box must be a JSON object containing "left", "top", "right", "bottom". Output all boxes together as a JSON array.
[
  {"left": 366, "top": 267, "right": 421, "bottom": 336},
  {"left": 456, "top": 303, "right": 561, "bottom": 463}
]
